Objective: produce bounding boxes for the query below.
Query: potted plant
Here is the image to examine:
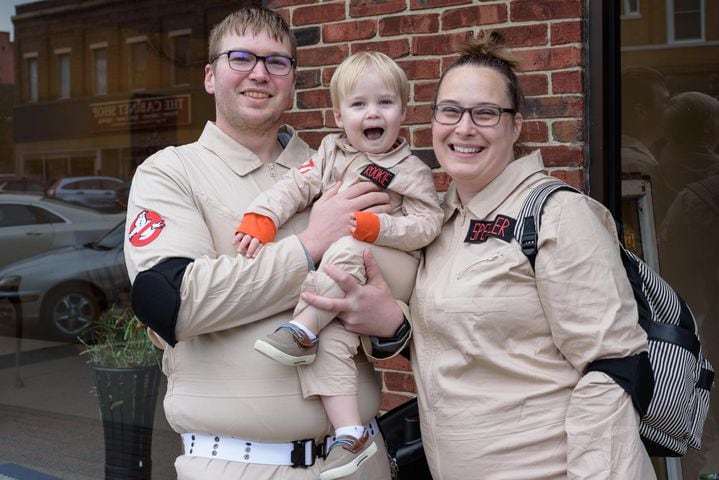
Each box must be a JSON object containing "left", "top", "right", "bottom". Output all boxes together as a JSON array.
[{"left": 80, "top": 305, "right": 162, "bottom": 480}]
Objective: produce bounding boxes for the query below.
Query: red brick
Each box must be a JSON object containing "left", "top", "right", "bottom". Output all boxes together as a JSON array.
[
  {"left": 280, "top": 110, "right": 324, "bottom": 129},
  {"left": 440, "top": 54, "right": 461, "bottom": 73},
  {"left": 516, "top": 46, "right": 583, "bottom": 72},
  {"left": 540, "top": 145, "right": 583, "bottom": 167},
  {"left": 552, "top": 119, "right": 584, "bottom": 142},
  {"left": 493, "top": 23, "right": 548, "bottom": 48},
  {"left": 412, "top": 32, "right": 473, "bottom": 56},
  {"left": 518, "top": 120, "right": 549, "bottom": 143},
  {"left": 510, "top": 0, "right": 583, "bottom": 22},
  {"left": 518, "top": 73, "right": 549, "bottom": 96},
  {"left": 413, "top": 126, "right": 433, "bottom": 148},
  {"left": 266, "top": 0, "right": 315, "bottom": 7},
  {"left": 552, "top": 70, "right": 582, "bottom": 93},
  {"left": 296, "top": 69, "right": 321, "bottom": 89},
  {"left": 379, "top": 392, "right": 415, "bottom": 413},
  {"left": 441, "top": 4, "right": 508, "bottom": 30},
  {"left": 550, "top": 169, "right": 584, "bottom": 190},
  {"left": 292, "top": 2, "right": 346, "bottom": 27},
  {"left": 352, "top": 38, "right": 411, "bottom": 59},
  {"left": 324, "top": 109, "right": 339, "bottom": 128},
  {"left": 323, "top": 19, "right": 376, "bottom": 43},
  {"left": 297, "top": 88, "right": 332, "bottom": 109},
  {"left": 433, "top": 171, "right": 452, "bottom": 192},
  {"left": 298, "top": 44, "right": 349, "bottom": 67},
  {"left": 405, "top": 104, "right": 432, "bottom": 125},
  {"left": 298, "top": 130, "right": 329, "bottom": 150},
  {"left": 551, "top": 21, "right": 582, "bottom": 45},
  {"left": 415, "top": 81, "right": 438, "bottom": 102},
  {"left": 376, "top": 355, "right": 412, "bottom": 372},
  {"left": 350, "top": 0, "right": 407, "bottom": 17},
  {"left": 321, "top": 67, "right": 337, "bottom": 87},
  {"left": 379, "top": 13, "right": 439, "bottom": 36},
  {"left": 384, "top": 371, "right": 417, "bottom": 393},
  {"left": 525, "top": 95, "right": 583, "bottom": 119},
  {"left": 396, "top": 58, "right": 440, "bottom": 80},
  {"left": 410, "top": 0, "right": 472, "bottom": 9}
]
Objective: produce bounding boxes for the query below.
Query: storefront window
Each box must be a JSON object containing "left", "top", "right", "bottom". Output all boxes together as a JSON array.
[{"left": 621, "top": 0, "right": 719, "bottom": 477}]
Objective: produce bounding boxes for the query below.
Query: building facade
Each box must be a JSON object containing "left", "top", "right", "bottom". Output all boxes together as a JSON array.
[{"left": 2, "top": 1, "right": 717, "bottom": 479}]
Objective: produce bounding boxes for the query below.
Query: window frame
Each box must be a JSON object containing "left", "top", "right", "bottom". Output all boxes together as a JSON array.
[
  {"left": 667, "top": 0, "right": 705, "bottom": 43},
  {"left": 55, "top": 48, "right": 71, "bottom": 99},
  {"left": 91, "top": 42, "right": 108, "bottom": 96},
  {"left": 169, "top": 29, "right": 192, "bottom": 87}
]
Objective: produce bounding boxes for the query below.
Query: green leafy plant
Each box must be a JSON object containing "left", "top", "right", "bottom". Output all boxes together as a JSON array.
[{"left": 79, "top": 305, "right": 162, "bottom": 368}]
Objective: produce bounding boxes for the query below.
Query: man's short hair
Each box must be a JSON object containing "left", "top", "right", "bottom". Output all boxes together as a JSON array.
[
  {"left": 208, "top": 7, "right": 297, "bottom": 63},
  {"left": 330, "top": 51, "right": 409, "bottom": 111},
  {"left": 621, "top": 66, "right": 667, "bottom": 117}
]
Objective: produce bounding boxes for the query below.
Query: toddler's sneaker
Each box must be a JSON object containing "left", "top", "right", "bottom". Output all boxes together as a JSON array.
[
  {"left": 319, "top": 431, "right": 377, "bottom": 480},
  {"left": 253, "top": 323, "right": 318, "bottom": 366}
]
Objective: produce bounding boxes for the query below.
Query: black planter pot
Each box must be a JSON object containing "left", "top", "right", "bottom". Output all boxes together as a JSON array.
[{"left": 93, "top": 365, "right": 161, "bottom": 480}]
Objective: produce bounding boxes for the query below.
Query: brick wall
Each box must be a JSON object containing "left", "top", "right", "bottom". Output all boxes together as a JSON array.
[{"left": 272, "top": 0, "right": 586, "bottom": 411}]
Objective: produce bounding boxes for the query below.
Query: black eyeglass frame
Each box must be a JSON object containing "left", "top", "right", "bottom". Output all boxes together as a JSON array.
[
  {"left": 431, "top": 103, "right": 517, "bottom": 127},
  {"left": 210, "top": 50, "right": 296, "bottom": 76}
]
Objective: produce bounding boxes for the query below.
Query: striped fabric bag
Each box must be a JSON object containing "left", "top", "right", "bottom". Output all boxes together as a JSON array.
[{"left": 516, "top": 180, "right": 715, "bottom": 457}]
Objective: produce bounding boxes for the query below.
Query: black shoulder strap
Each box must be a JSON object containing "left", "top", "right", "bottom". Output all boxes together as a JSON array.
[{"left": 514, "top": 180, "right": 581, "bottom": 269}]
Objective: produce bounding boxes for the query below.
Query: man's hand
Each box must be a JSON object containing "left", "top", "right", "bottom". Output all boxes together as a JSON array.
[
  {"left": 298, "top": 182, "right": 391, "bottom": 263},
  {"left": 301, "top": 250, "right": 405, "bottom": 337}
]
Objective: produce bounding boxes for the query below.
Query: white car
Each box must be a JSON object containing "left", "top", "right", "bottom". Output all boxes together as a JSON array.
[
  {"left": 0, "top": 194, "right": 125, "bottom": 269},
  {"left": 47, "top": 176, "right": 125, "bottom": 212}
]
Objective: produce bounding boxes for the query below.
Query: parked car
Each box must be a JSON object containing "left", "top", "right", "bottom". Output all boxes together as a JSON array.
[
  {"left": 0, "top": 176, "right": 47, "bottom": 195},
  {"left": 0, "top": 221, "right": 130, "bottom": 341},
  {"left": 47, "top": 176, "right": 125, "bottom": 211},
  {"left": 0, "top": 194, "right": 125, "bottom": 268}
]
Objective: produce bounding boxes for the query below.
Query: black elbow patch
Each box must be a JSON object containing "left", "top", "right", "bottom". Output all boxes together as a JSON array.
[
  {"left": 131, "top": 257, "right": 192, "bottom": 347},
  {"left": 586, "top": 351, "right": 654, "bottom": 416}
]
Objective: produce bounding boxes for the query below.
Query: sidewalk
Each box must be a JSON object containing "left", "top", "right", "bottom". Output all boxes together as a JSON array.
[{"left": 0, "top": 335, "right": 177, "bottom": 480}]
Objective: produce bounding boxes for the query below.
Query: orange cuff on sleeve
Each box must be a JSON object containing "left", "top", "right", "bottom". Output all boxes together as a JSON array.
[
  {"left": 352, "top": 211, "right": 380, "bottom": 243},
  {"left": 235, "top": 213, "right": 277, "bottom": 244}
]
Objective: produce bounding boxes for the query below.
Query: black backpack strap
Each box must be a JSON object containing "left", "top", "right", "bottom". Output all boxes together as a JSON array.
[{"left": 514, "top": 180, "right": 581, "bottom": 270}]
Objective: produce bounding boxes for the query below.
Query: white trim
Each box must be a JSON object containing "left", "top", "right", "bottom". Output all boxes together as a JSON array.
[
  {"left": 125, "top": 35, "right": 148, "bottom": 44},
  {"left": 53, "top": 47, "right": 71, "bottom": 55},
  {"left": 623, "top": 0, "right": 640, "bottom": 16},
  {"left": 89, "top": 41, "right": 108, "bottom": 50},
  {"left": 620, "top": 39, "right": 719, "bottom": 51},
  {"left": 22, "top": 51, "right": 38, "bottom": 59},
  {"left": 168, "top": 28, "right": 191, "bottom": 38}
]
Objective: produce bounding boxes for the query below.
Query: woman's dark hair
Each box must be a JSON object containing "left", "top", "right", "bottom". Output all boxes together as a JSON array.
[{"left": 434, "top": 31, "right": 525, "bottom": 112}]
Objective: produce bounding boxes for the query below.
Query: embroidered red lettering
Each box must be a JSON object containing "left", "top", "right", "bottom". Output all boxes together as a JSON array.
[
  {"left": 128, "top": 210, "right": 166, "bottom": 247},
  {"left": 360, "top": 164, "right": 395, "bottom": 189},
  {"left": 464, "top": 215, "right": 517, "bottom": 244}
]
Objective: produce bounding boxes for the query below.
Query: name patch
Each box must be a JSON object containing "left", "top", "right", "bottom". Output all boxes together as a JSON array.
[
  {"left": 360, "top": 164, "right": 395, "bottom": 189},
  {"left": 465, "top": 215, "right": 516, "bottom": 244}
]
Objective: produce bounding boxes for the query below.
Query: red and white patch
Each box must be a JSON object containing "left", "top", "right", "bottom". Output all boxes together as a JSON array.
[
  {"left": 298, "top": 157, "right": 315, "bottom": 175},
  {"left": 128, "top": 210, "right": 166, "bottom": 247}
]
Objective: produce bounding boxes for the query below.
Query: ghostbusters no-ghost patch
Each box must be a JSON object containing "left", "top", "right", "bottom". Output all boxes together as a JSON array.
[
  {"left": 465, "top": 215, "right": 516, "bottom": 244},
  {"left": 128, "top": 210, "right": 166, "bottom": 247}
]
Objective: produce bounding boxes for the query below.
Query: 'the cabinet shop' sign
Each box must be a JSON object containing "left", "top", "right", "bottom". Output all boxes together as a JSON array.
[{"left": 89, "top": 94, "right": 191, "bottom": 132}]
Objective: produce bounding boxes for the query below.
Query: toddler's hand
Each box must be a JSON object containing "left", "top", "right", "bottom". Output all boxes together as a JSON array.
[
  {"left": 233, "top": 232, "right": 265, "bottom": 258},
  {"left": 350, "top": 213, "right": 357, "bottom": 234}
]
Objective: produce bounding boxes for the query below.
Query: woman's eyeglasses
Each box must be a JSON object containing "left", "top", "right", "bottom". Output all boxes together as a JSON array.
[
  {"left": 210, "top": 50, "right": 295, "bottom": 76},
  {"left": 431, "top": 104, "right": 516, "bottom": 127}
]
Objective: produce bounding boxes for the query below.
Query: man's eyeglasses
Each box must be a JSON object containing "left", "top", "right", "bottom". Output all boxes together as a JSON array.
[
  {"left": 431, "top": 104, "right": 516, "bottom": 127},
  {"left": 210, "top": 50, "right": 296, "bottom": 76}
]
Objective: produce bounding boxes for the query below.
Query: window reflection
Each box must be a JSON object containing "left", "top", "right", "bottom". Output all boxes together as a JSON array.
[{"left": 621, "top": 0, "right": 719, "bottom": 477}]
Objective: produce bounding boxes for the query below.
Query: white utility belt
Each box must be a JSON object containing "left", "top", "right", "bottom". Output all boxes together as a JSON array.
[{"left": 181, "top": 418, "right": 379, "bottom": 468}]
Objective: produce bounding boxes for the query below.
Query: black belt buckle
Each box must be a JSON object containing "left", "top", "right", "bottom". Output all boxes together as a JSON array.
[{"left": 290, "top": 439, "right": 315, "bottom": 468}]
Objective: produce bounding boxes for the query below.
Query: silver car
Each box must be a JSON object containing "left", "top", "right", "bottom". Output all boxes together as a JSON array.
[
  {"left": 0, "top": 194, "right": 125, "bottom": 269},
  {"left": 47, "top": 176, "right": 125, "bottom": 211},
  {"left": 0, "top": 221, "right": 130, "bottom": 340}
]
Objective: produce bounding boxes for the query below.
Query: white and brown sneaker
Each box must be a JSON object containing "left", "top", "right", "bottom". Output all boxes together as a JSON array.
[
  {"left": 254, "top": 323, "right": 318, "bottom": 366},
  {"left": 319, "top": 431, "right": 377, "bottom": 480}
]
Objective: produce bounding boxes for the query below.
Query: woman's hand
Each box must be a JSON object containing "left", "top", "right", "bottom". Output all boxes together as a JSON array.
[
  {"left": 297, "top": 182, "right": 391, "bottom": 263},
  {"left": 301, "top": 250, "right": 405, "bottom": 337}
]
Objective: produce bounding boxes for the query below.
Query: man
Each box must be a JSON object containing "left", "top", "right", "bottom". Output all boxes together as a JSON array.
[
  {"left": 124, "top": 7, "right": 392, "bottom": 479},
  {"left": 620, "top": 66, "right": 670, "bottom": 175}
]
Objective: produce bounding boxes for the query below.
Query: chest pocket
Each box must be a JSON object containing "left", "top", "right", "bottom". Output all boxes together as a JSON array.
[{"left": 437, "top": 246, "right": 509, "bottom": 313}]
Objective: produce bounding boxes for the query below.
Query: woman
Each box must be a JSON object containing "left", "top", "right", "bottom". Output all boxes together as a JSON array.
[{"left": 302, "top": 34, "right": 657, "bottom": 480}]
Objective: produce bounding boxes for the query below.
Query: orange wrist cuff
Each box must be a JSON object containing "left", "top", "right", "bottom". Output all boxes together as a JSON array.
[
  {"left": 236, "top": 213, "right": 277, "bottom": 244},
  {"left": 352, "top": 211, "right": 380, "bottom": 243}
]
